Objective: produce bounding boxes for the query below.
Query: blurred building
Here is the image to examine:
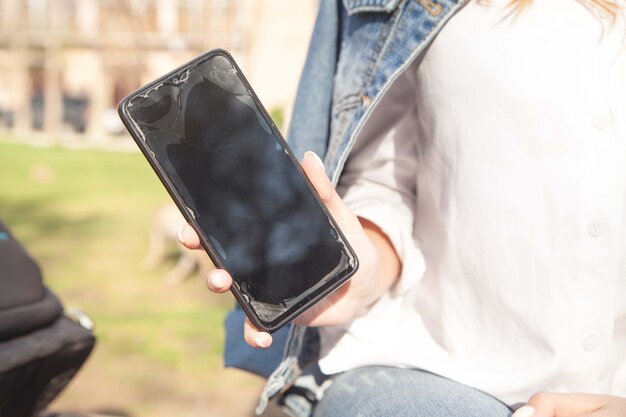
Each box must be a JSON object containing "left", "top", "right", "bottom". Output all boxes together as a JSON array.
[{"left": 0, "top": 0, "right": 317, "bottom": 146}]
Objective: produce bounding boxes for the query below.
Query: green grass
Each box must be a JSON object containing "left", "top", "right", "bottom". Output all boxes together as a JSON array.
[{"left": 0, "top": 139, "right": 256, "bottom": 416}]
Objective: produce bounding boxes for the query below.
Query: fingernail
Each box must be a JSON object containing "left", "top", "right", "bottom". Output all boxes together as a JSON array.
[
  {"left": 512, "top": 406, "right": 535, "bottom": 417},
  {"left": 306, "top": 151, "right": 325, "bottom": 172},
  {"left": 177, "top": 226, "right": 186, "bottom": 245},
  {"left": 254, "top": 335, "right": 268, "bottom": 348},
  {"left": 209, "top": 271, "right": 225, "bottom": 289}
]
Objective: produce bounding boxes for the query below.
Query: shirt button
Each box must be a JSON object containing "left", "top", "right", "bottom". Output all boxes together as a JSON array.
[
  {"left": 592, "top": 112, "right": 612, "bottom": 130},
  {"left": 587, "top": 220, "right": 606, "bottom": 238},
  {"left": 582, "top": 334, "right": 601, "bottom": 352}
]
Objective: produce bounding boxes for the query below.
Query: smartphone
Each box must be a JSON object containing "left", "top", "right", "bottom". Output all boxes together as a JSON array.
[{"left": 118, "top": 49, "right": 358, "bottom": 332}]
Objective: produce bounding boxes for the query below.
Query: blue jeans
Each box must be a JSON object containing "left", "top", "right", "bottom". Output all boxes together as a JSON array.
[{"left": 313, "top": 366, "right": 514, "bottom": 417}]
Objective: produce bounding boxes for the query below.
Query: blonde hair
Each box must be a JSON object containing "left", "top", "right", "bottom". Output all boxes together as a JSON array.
[{"left": 510, "top": 0, "right": 620, "bottom": 17}]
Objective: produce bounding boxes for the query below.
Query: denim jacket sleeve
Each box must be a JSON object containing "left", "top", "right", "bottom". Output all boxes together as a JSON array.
[
  {"left": 287, "top": 0, "right": 410, "bottom": 166},
  {"left": 286, "top": 0, "right": 342, "bottom": 162}
]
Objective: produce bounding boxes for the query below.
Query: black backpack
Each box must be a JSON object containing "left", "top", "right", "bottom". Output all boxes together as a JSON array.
[{"left": 0, "top": 219, "right": 95, "bottom": 417}]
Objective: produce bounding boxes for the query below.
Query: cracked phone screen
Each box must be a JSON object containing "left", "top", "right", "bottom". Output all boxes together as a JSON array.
[{"left": 122, "top": 51, "right": 357, "bottom": 329}]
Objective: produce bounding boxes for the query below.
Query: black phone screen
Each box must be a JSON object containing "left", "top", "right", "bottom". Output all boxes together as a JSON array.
[{"left": 120, "top": 51, "right": 357, "bottom": 330}]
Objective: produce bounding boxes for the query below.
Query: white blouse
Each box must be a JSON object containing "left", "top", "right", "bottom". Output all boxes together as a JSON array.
[{"left": 318, "top": 0, "right": 626, "bottom": 406}]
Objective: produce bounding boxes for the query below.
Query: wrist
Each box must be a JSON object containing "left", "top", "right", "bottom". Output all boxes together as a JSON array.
[{"left": 355, "top": 217, "right": 401, "bottom": 308}]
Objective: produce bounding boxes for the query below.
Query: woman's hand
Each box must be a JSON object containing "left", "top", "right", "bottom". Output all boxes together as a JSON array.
[
  {"left": 177, "top": 151, "right": 401, "bottom": 349},
  {"left": 512, "top": 392, "right": 626, "bottom": 417}
]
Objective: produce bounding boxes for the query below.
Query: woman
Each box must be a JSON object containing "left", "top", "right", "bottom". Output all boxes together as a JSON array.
[{"left": 179, "top": 0, "right": 626, "bottom": 415}]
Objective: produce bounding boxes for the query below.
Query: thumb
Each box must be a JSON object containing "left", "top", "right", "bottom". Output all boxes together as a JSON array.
[{"left": 301, "top": 151, "right": 362, "bottom": 234}]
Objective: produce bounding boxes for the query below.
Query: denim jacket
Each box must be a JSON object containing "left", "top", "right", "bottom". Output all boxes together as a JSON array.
[{"left": 224, "top": 0, "right": 467, "bottom": 415}]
